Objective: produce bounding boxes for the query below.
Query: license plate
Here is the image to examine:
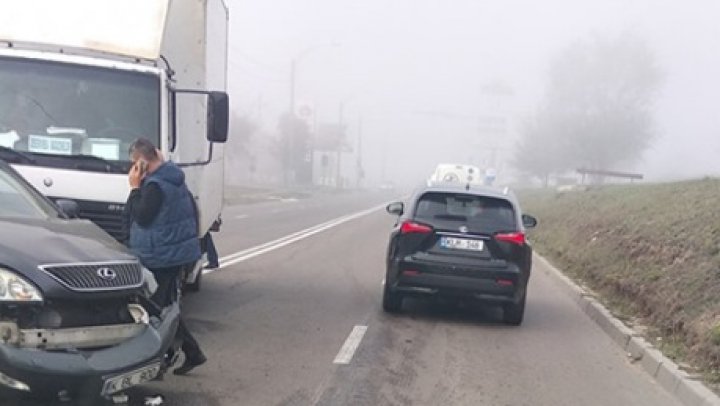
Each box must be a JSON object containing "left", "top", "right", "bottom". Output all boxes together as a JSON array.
[
  {"left": 102, "top": 362, "right": 161, "bottom": 395},
  {"left": 440, "top": 236, "right": 484, "bottom": 251}
]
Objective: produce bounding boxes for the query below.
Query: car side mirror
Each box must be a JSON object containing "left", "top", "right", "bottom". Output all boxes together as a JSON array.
[
  {"left": 56, "top": 199, "right": 80, "bottom": 219},
  {"left": 207, "top": 91, "right": 229, "bottom": 143},
  {"left": 386, "top": 202, "right": 404, "bottom": 216},
  {"left": 522, "top": 214, "right": 538, "bottom": 228}
]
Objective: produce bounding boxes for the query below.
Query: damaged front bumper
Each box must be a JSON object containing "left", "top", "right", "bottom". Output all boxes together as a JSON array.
[{"left": 0, "top": 302, "right": 180, "bottom": 398}]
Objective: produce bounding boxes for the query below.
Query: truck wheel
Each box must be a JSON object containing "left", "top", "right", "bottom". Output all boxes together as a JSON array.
[
  {"left": 503, "top": 291, "right": 526, "bottom": 326},
  {"left": 186, "top": 268, "right": 202, "bottom": 292},
  {"left": 382, "top": 282, "right": 403, "bottom": 313}
]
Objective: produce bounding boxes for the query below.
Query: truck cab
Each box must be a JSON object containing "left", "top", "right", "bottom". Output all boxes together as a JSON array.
[{"left": 0, "top": 0, "right": 229, "bottom": 289}]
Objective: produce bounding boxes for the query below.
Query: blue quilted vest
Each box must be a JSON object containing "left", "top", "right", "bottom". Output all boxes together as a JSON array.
[{"left": 129, "top": 162, "right": 201, "bottom": 269}]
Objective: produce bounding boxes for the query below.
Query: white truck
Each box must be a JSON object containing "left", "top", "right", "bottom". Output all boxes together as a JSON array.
[
  {"left": 429, "top": 163, "right": 483, "bottom": 185},
  {"left": 0, "top": 0, "right": 229, "bottom": 290}
]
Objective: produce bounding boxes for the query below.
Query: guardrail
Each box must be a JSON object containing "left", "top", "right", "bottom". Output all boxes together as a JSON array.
[{"left": 577, "top": 168, "right": 644, "bottom": 184}]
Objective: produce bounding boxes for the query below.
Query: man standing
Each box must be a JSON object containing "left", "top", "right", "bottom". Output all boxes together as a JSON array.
[{"left": 125, "top": 138, "right": 207, "bottom": 375}]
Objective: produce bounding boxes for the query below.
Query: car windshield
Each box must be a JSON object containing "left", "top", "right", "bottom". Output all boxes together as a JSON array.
[
  {"left": 0, "top": 165, "right": 59, "bottom": 219},
  {"left": 0, "top": 57, "right": 160, "bottom": 167},
  {"left": 414, "top": 192, "right": 517, "bottom": 233}
]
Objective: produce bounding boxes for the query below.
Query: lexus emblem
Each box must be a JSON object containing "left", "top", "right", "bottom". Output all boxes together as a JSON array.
[
  {"left": 459, "top": 226, "right": 469, "bottom": 233},
  {"left": 43, "top": 178, "right": 53, "bottom": 187},
  {"left": 97, "top": 267, "right": 117, "bottom": 281}
]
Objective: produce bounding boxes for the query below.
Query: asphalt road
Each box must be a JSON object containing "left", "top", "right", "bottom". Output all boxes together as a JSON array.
[{"left": 14, "top": 190, "right": 683, "bottom": 406}]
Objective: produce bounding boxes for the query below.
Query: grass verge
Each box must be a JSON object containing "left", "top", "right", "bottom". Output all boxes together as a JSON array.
[{"left": 519, "top": 179, "right": 720, "bottom": 383}]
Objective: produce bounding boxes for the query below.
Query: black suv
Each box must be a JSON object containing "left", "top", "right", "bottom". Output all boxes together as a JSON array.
[{"left": 383, "top": 183, "right": 537, "bottom": 325}]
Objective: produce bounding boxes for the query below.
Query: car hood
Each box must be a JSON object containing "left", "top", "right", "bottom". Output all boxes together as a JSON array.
[{"left": 0, "top": 216, "right": 139, "bottom": 298}]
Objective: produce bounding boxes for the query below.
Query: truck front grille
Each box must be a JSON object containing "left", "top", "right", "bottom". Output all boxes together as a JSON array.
[
  {"left": 39, "top": 261, "right": 143, "bottom": 292},
  {"left": 51, "top": 198, "right": 126, "bottom": 241}
]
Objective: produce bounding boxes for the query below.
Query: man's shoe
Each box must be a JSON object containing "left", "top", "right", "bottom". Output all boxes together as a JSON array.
[
  {"left": 173, "top": 353, "right": 207, "bottom": 376},
  {"left": 204, "top": 263, "right": 219, "bottom": 270}
]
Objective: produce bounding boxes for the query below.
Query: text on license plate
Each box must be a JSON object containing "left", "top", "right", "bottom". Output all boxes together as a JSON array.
[
  {"left": 440, "top": 237, "right": 484, "bottom": 251},
  {"left": 102, "top": 362, "right": 161, "bottom": 395}
]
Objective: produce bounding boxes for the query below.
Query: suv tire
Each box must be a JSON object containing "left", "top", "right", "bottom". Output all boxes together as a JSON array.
[
  {"left": 503, "top": 291, "right": 526, "bottom": 326},
  {"left": 382, "top": 282, "right": 403, "bottom": 313}
]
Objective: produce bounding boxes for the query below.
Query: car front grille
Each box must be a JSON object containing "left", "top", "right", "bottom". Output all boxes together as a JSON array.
[{"left": 39, "top": 261, "right": 143, "bottom": 292}]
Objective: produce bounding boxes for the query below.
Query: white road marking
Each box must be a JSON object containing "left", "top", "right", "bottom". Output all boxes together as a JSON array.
[
  {"left": 234, "top": 214, "right": 248, "bottom": 220},
  {"left": 203, "top": 203, "right": 388, "bottom": 273},
  {"left": 333, "top": 325, "right": 368, "bottom": 365}
]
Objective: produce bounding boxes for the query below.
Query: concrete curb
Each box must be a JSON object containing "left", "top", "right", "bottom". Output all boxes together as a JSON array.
[{"left": 535, "top": 254, "right": 720, "bottom": 406}]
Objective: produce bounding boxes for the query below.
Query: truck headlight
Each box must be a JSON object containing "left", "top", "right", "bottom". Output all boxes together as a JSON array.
[{"left": 0, "top": 268, "right": 42, "bottom": 302}]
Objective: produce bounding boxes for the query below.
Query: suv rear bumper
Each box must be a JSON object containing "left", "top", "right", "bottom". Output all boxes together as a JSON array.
[{"left": 390, "top": 256, "right": 526, "bottom": 304}]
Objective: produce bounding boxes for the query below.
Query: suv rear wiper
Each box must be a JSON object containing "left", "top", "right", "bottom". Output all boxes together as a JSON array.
[
  {"left": 0, "top": 146, "right": 37, "bottom": 164},
  {"left": 434, "top": 214, "right": 468, "bottom": 221}
]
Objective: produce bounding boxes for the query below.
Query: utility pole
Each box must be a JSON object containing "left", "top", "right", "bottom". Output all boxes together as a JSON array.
[
  {"left": 356, "top": 115, "right": 363, "bottom": 188},
  {"left": 284, "top": 59, "right": 297, "bottom": 186},
  {"left": 285, "top": 43, "right": 341, "bottom": 186},
  {"left": 336, "top": 102, "right": 344, "bottom": 188}
]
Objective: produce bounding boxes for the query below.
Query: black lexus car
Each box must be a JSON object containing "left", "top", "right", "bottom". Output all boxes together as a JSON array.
[
  {"left": 383, "top": 183, "right": 537, "bottom": 325},
  {"left": 0, "top": 160, "right": 179, "bottom": 403}
]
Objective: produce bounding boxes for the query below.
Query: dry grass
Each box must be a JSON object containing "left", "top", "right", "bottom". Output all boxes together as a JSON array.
[{"left": 519, "top": 179, "right": 720, "bottom": 379}]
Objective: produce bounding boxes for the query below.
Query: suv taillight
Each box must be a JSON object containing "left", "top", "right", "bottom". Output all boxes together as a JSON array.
[
  {"left": 495, "top": 232, "right": 525, "bottom": 245},
  {"left": 400, "top": 221, "right": 433, "bottom": 234}
]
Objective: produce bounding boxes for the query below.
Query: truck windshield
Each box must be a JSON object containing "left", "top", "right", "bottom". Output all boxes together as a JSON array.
[{"left": 0, "top": 57, "right": 160, "bottom": 172}]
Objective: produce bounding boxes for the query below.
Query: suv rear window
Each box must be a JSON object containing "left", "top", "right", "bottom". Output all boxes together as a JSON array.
[{"left": 414, "top": 192, "right": 517, "bottom": 233}]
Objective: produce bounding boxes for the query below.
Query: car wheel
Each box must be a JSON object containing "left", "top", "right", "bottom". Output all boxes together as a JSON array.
[
  {"left": 503, "top": 291, "right": 526, "bottom": 326},
  {"left": 382, "top": 282, "right": 403, "bottom": 313}
]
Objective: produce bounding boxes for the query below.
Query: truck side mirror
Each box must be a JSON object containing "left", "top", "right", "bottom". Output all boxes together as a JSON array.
[{"left": 207, "top": 91, "right": 229, "bottom": 143}]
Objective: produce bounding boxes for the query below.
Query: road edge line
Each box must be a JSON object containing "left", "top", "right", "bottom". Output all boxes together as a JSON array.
[{"left": 535, "top": 253, "right": 720, "bottom": 406}]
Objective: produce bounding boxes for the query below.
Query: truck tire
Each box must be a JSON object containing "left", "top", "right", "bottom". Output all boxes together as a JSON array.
[{"left": 186, "top": 266, "right": 202, "bottom": 292}]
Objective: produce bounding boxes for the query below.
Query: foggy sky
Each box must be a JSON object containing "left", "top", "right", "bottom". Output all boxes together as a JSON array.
[{"left": 227, "top": 0, "right": 720, "bottom": 185}]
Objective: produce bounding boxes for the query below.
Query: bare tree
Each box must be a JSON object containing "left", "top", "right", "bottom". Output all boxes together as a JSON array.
[{"left": 515, "top": 32, "right": 663, "bottom": 181}]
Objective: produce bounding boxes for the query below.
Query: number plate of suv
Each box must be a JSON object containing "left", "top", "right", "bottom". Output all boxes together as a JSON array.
[
  {"left": 102, "top": 362, "right": 161, "bottom": 395},
  {"left": 440, "top": 236, "right": 484, "bottom": 251}
]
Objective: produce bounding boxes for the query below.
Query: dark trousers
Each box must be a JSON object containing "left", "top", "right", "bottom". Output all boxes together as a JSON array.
[
  {"left": 151, "top": 266, "right": 203, "bottom": 361},
  {"left": 202, "top": 233, "right": 219, "bottom": 268}
]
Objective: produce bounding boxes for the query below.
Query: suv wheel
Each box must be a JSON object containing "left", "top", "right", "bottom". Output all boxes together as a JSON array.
[
  {"left": 503, "top": 291, "right": 526, "bottom": 326},
  {"left": 382, "top": 282, "right": 403, "bottom": 313}
]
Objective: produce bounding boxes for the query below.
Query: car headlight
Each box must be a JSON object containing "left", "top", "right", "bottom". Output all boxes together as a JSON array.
[{"left": 0, "top": 268, "right": 43, "bottom": 302}]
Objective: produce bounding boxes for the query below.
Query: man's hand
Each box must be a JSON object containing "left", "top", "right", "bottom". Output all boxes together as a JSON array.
[{"left": 129, "top": 162, "right": 145, "bottom": 189}]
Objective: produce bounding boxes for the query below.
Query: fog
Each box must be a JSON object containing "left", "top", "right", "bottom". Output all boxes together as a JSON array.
[{"left": 226, "top": 0, "right": 720, "bottom": 188}]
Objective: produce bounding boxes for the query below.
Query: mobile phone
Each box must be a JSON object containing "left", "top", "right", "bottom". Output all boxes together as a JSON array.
[{"left": 136, "top": 160, "right": 148, "bottom": 175}]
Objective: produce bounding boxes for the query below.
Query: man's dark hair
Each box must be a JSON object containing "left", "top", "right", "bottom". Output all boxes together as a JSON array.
[{"left": 129, "top": 138, "right": 159, "bottom": 161}]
